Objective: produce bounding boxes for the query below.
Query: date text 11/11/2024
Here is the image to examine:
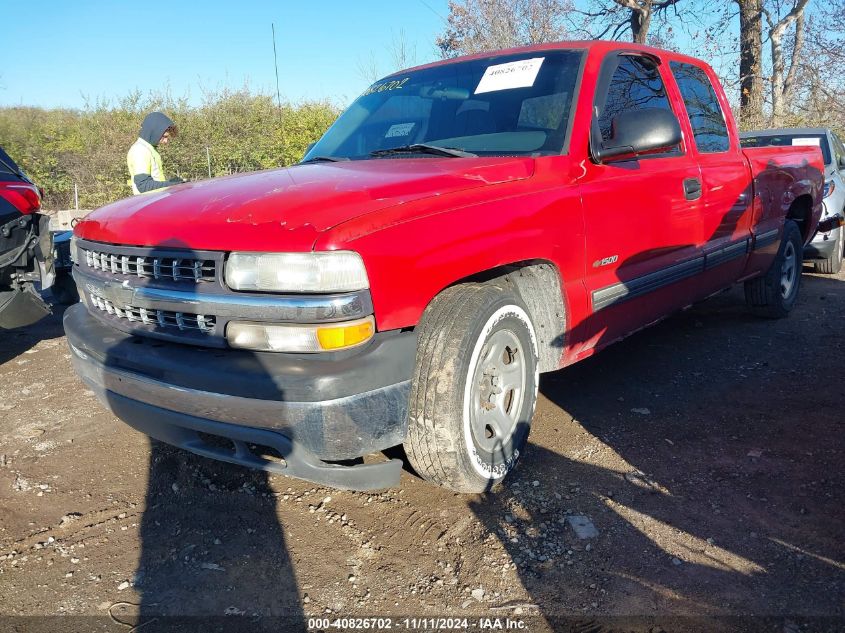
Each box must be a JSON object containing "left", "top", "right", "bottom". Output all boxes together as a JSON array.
[{"left": 307, "top": 616, "right": 529, "bottom": 630}]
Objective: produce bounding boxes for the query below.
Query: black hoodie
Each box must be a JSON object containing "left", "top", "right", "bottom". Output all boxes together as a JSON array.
[
  {"left": 130, "top": 112, "right": 181, "bottom": 193},
  {"left": 139, "top": 111, "right": 174, "bottom": 147}
]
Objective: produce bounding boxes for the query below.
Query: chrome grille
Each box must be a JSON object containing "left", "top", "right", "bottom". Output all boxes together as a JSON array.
[
  {"left": 84, "top": 249, "right": 216, "bottom": 282},
  {"left": 88, "top": 292, "right": 216, "bottom": 333}
]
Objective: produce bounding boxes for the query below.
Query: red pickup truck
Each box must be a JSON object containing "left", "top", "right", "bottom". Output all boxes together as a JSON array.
[{"left": 65, "top": 41, "right": 824, "bottom": 492}]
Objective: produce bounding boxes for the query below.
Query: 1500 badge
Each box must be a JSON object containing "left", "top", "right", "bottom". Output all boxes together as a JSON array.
[{"left": 593, "top": 255, "right": 619, "bottom": 268}]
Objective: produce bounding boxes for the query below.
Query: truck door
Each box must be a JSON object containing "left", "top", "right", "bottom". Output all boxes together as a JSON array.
[
  {"left": 577, "top": 52, "right": 703, "bottom": 354},
  {"left": 668, "top": 61, "right": 753, "bottom": 298}
]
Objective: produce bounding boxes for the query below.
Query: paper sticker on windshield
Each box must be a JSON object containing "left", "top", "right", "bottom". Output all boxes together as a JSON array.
[
  {"left": 475, "top": 57, "right": 544, "bottom": 94},
  {"left": 362, "top": 77, "right": 410, "bottom": 97},
  {"left": 791, "top": 137, "right": 821, "bottom": 147},
  {"left": 385, "top": 123, "right": 415, "bottom": 138}
]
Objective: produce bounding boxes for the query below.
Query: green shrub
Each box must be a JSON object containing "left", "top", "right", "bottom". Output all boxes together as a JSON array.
[{"left": 0, "top": 90, "right": 340, "bottom": 210}]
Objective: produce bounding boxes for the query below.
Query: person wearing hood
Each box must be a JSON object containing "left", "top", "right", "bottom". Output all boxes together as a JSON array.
[{"left": 127, "top": 111, "right": 184, "bottom": 195}]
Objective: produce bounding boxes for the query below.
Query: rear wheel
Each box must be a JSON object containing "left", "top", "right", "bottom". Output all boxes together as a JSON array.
[
  {"left": 745, "top": 220, "right": 803, "bottom": 318},
  {"left": 404, "top": 283, "right": 539, "bottom": 493},
  {"left": 813, "top": 225, "right": 843, "bottom": 274}
]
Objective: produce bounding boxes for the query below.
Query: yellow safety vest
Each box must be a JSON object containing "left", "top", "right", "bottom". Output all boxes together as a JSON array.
[{"left": 127, "top": 138, "right": 166, "bottom": 195}]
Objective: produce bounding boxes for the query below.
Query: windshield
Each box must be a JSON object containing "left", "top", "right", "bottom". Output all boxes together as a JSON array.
[
  {"left": 740, "top": 133, "right": 832, "bottom": 166},
  {"left": 304, "top": 50, "right": 584, "bottom": 161}
]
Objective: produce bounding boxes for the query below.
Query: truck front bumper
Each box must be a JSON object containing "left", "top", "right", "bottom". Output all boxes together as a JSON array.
[
  {"left": 804, "top": 224, "right": 841, "bottom": 260},
  {"left": 804, "top": 236, "right": 837, "bottom": 260},
  {"left": 804, "top": 207, "right": 844, "bottom": 260},
  {"left": 64, "top": 303, "right": 416, "bottom": 490}
]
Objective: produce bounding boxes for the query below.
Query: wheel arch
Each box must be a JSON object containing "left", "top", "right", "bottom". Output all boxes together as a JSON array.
[
  {"left": 441, "top": 259, "right": 568, "bottom": 373},
  {"left": 787, "top": 193, "right": 815, "bottom": 244}
]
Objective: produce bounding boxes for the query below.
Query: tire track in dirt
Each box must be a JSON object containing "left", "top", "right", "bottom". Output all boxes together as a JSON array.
[{"left": 1, "top": 504, "right": 139, "bottom": 558}]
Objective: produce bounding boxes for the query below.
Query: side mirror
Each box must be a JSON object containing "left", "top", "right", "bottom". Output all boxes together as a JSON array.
[
  {"left": 839, "top": 155, "right": 845, "bottom": 169},
  {"left": 594, "top": 108, "right": 682, "bottom": 162}
]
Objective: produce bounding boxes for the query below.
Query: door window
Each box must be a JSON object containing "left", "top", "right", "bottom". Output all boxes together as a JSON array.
[
  {"left": 597, "top": 56, "right": 675, "bottom": 145},
  {"left": 670, "top": 62, "right": 730, "bottom": 153}
]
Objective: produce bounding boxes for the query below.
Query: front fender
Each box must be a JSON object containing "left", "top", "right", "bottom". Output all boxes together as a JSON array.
[{"left": 316, "top": 182, "right": 585, "bottom": 332}]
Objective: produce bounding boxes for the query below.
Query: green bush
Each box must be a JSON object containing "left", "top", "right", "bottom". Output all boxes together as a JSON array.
[{"left": 0, "top": 90, "right": 340, "bottom": 210}]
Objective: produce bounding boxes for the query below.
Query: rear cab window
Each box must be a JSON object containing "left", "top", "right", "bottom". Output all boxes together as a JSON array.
[{"left": 670, "top": 62, "right": 730, "bottom": 153}]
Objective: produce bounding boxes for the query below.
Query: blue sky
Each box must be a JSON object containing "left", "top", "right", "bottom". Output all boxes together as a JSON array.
[{"left": 1, "top": 0, "right": 450, "bottom": 109}]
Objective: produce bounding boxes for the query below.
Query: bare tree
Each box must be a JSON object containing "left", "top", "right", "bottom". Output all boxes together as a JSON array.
[
  {"left": 436, "top": 0, "right": 573, "bottom": 58},
  {"left": 764, "top": 0, "right": 809, "bottom": 125},
  {"left": 568, "top": 0, "right": 695, "bottom": 45},
  {"left": 355, "top": 53, "right": 382, "bottom": 85},
  {"left": 731, "top": 0, "right": 819, "bottom": 127},
  {"left": 789, "top": 0, "right": 845, "bottom": 131},
  {"left": 609, "top": 0, "right": 681, "bottom": 43},
  {"left": 355, "top": 31, "right": 422, "bottom": 86},
  {"left": 734, "top": 0, "right": 765, "bottom": 126},
  {"left": 433, "top": 0, "right": 839, "bottom": 134},
  {"left": 389, "top": 29, "right": 419, "bottom": 70}
]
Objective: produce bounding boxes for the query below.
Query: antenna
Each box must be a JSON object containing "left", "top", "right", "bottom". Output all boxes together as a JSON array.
[{"left": 271, "top": 23, "right": 283, "bottom": 128}]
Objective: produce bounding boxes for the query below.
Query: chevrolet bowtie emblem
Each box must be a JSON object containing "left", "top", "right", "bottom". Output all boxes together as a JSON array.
[{"left": 86, "top": 279, "right": 136, "bottom": 306}]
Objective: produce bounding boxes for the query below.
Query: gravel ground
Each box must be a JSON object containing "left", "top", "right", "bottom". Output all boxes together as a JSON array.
[{"left": 0, "top": 268, "right": 843, "bottom": 633}]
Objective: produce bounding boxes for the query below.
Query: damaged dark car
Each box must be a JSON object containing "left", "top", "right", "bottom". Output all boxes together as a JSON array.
[{"left": 0, "top": 146, "right": 53, "bottom": 329}]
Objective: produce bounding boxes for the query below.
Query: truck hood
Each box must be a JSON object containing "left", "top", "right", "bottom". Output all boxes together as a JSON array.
[{"left": 75, "top": 157, "right": 534, "bottom": 251}]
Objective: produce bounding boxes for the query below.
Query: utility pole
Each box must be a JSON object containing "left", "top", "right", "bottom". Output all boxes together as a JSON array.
[{"left": 271, "top": 23, "right": 283, "bottom": 129}]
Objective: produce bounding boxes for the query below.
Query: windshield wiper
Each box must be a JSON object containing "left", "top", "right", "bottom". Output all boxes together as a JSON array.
[
  {"left": 370, "top": 143, "right": 477, "bottom": 158},
  {"left": 300, "top": 155, "right": 350, "bottom": 164}
]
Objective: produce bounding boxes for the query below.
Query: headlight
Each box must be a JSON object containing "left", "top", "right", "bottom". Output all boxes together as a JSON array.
[
  {"left": 225, "top": 251, "right": 369, "bottom": 293},
  {"left": 823, "top": 180, "right": 835, "bottom": 198},
  {"left": 226, "top": 316, "right": 375, "bottom": 352},
  {"left": 70, "top": 234, "right": 79, "bottom": 264}
]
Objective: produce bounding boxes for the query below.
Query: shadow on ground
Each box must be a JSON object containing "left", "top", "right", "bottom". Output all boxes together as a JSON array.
[
  {"left": 115, "top": 443, "right": 304, "bottom": 632},
  {"left": 0, "top": 303, "right": 67, "bottom": 365},
  {"left": 92, "top": 241, "right": 306, "bottom": 633},
  {"left": 469, "top": 274, "right": 844, "bottom": 631}
]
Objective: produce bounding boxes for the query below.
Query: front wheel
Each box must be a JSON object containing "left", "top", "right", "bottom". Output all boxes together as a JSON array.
[
  {"left": 745, "top": 219, "right": 803, "bottom": 318},
  {"left": 404, "top": 283, "right": 539, "bottom": 493}
]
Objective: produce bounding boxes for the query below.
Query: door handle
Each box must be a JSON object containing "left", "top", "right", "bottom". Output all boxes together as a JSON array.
[{"left": 683, "top": 178, "right": 702, "bottom": 200}]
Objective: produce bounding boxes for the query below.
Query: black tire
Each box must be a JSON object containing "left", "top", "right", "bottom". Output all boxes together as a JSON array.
[
  {"left": 404, "top": 282, "right": 539, "bottom": 493},
  {"left": 50, "top": 273, "right": 79, "bottom": 305},
  {"left": 813, "top": 226, "right": 843, "bottom": 274},
  {"left": 745, "top": 220, "right": 803, "bottom": 318}
]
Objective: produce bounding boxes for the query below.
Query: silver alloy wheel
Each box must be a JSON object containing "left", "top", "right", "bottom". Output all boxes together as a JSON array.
[
  {"left": 780, "top": 240, "right": 797, "bottom": 299},
  {"left": 469, "top": 328, "right": 526, "bottom": 454}
]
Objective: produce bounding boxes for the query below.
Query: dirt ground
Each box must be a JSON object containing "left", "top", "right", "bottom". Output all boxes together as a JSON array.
[{"left": 1, "top": 268, "right": 843, "bottom": 633}]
